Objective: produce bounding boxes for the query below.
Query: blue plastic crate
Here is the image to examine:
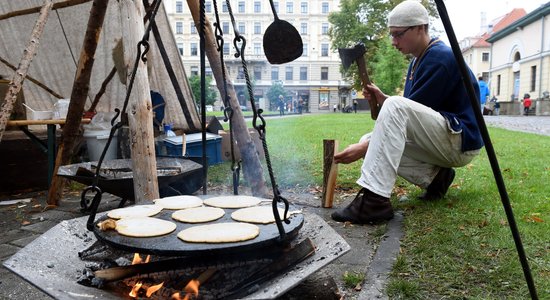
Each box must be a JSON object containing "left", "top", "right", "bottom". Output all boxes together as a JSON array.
[{"left": 164, "top": 133, "right": 222, "bottom": 165}]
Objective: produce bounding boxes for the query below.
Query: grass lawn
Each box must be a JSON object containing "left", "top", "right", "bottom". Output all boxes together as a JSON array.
[{"left": 208, "top": 112, "right": 549, "bottom": 299}]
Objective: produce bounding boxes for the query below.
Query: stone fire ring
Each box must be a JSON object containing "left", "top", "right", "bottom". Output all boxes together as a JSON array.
[{"left": 3, "top": 212, "right": 350, "bottom": 300}]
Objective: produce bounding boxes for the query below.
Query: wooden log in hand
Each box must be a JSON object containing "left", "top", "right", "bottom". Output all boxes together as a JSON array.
[{"left": 322, "top": 139, "right": 339, "bottom": 208}]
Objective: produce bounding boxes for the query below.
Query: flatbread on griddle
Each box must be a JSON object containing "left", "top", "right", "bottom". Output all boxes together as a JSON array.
[
  {"left": 107, "top": 205, "right": 162, "bottom": 219},
  {"left": 115, "top": 217, "right": 176, "bottom": 237},
  {"left": 177, "top": 222, "right": 260, "bottom": 243},
  {"left": 172, "top": 207, "right": 225, "bottom": 223},
  {"left": 153, "top": 195, "right": 203, "bottom": 210},
  {"left": 231, "top": 206, "right": 289, "bottom": 224},
  {"left": 203, "top": 195, "right": 264, "bottom": 208}
]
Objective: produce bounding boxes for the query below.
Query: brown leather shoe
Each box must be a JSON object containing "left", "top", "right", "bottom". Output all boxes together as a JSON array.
[
  {"left": 331, "top": 188, "right": 394, "bottom": 224},
  {"left": 419, "top": 167, "right": 455, "bottom": 201}
]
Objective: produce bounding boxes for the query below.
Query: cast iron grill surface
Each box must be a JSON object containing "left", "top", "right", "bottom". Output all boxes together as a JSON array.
[{"left": 92, "top": 203, "right": 304, "bottom": 256}]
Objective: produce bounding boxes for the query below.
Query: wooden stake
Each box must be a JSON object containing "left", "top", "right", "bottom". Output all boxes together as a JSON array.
[
  {"left": 46, "top": 0, "right": 109, "bottom": 205},
  {"left": 322, "top": 140, "right": 339, "bottom": 208},
  {"left": 0, "top": 0, "right": 91, "bottom": 21},
  {"left": 118, "top": 0, "right": 159, "bottom": 202},
  {"left": 0, "top": 0, "right": 53, "bottom": 143}
]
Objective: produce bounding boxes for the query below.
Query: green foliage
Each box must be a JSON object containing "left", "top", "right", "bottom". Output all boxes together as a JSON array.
[
  {"left": 372, "top": 37, "right": 408, "bottom": 94},
  {"left": 328, "top": 0, "right": 439, "bottom": 90},
  {"left": 343, "top": 271, "right": 365, "bottom": 288},
  {"left": 265, "top": 81, "right": 288, "bottom": 110},
  {"left": 188, "top": 75, "right": 218, "bottom": 106}
]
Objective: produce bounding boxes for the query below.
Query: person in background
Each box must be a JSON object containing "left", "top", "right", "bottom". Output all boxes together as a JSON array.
[
  {"left": 278, "top": 95, "right": 285, "bottom": 116},
  {"left": 478, "top": 76, "right": 489, "bottom": 113},
  {"left": 523, "top": 94, "right": 532, "bottom": 116},
  {"left": 331, "top": 0, "right": 483, "bottom": 224},
  {"left": 353, "top": 99, "right": 358, "bottom": 113}
]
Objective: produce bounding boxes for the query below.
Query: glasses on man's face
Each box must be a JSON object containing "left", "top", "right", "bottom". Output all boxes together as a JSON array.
[{"left": 390, "top": 26, "right": 413, "bottom": 39}]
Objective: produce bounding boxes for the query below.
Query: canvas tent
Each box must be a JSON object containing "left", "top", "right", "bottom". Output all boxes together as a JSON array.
[{"left": 0, "top": 0, "right": 201, "bottom": 132}]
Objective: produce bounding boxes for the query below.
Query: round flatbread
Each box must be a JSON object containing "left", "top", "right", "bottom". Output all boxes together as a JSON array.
[
  {"left": 115, "top": 217, "right": 176, "bottom": 237},
  {"left": 153, "top": 195, "right": 203, "bottom": 210},
  {"left": 107, "top": 205, "right": 162, "bottom": 219},
  {"left": 172, "top": 207, "right": 225, "bottom": 223},
  {"left": 177, "top": 222, "right": 260, "bottom": 243},
  {"left": 231, "top": 206, "right": 289, "bottom": 224},
  {"left": 203, "top": 195, "right": 264, "bottom": 209}
]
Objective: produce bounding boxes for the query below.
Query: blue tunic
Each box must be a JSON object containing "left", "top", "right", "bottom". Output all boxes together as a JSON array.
[{"left": 403, "top": 39, "right": 484, "bottom": 152}]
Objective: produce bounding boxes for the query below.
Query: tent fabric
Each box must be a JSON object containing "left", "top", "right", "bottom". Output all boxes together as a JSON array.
[{"left": 0, "top": 0, "right": 201, "bottom": 132}]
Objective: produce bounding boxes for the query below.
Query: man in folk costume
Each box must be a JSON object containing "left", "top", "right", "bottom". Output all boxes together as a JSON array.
[{"left": 331, "top": 0, "right": 484, "bottom": 224}]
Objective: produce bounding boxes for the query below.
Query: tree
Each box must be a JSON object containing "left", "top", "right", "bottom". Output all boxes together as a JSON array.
[
  {"left": 188, "top": 74, "right": 218, "bottom": 106},
  {"left": 266, "top": 81, "right": 287, "bottom": 111},
  {"left": 372, "top": 36, "right": 408, "bottom": 95},
  {"left": 329, "top": 0, "right": 438, "bottom": 90}
]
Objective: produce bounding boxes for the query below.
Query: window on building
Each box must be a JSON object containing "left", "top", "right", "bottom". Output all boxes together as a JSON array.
[
  {"left": 205, "top": 1, "right": 211, "bottom": 13},
  {"left": 223, "top": 43, "right": 230, "bottom": 55},
  {"left": 274, "top": 1, "right": 279, "bottom": 13},
  {"left": 531, "top": 65, "right": 537, "bottom": 92},
  {"left": 177, "top": 42, "right": 184, "bottom": 55},
  {"left": 254, "top": 43, "right": 261, "bottom": 55},
  {"left": 254, "top": 22, "right": 261, "bottom": 34},
  {"left": 190, "top": 43, "right": 198, "bottom": 56},
  {"left": 497, "top": 74, "right": 501, "bottom": 95},
  {"left": 286, "top": 2, "right": 293, "bottom": 13},
  {"left": 321, "top": 67, "right": 328, "bottom": 80},
  {"left": 176, "top": 1, "right": 183, "bottom": 13},
  {"left": 321, "top": 43, "right": 329, "bottom": 56},
  {"left": 482, "top": 52, "right": 489, "bottom": 62},
  {"left": 322, "top": 2, "right": 329, "bottom": 13},
  {"left": 222, "top": 22, "right": 229, "bottom": 34},
  {"left": 237, "top": 67, "right": 245, "bottom": 79},
  {"left": 254, "top": 1, "right": 261, "bottom": 13},
  {"left": 239, "top": 1, "right": 245, "bottom": 13},
  {"left": 206, "top": 67, "right": 213, "bottom": 77},
  {"left": 190, "top": 22, "right": 196, "bottom": 34},
  {"left": 300, "top": 67, "right": 307, "bottom": 80},
  {"left": 254, "top": 67, "right": 262, "bottom": 80},
  {"left": 175, "top": 22, "right": 183, "bottom": 34},
  {"left": 300, "top": 23, "right": 307, "bottom": 35},
  {"left": 222, "top": 2, "right": 228, "bottom": 12},
  {"left": 190, "top": 66, "right": 198, "bottom": 76},
  {"left": 271, "top": 67, "right": 279, "bottom": 80},
  {"left": 238, "top": 22, "right": 245, "bottom": 34},
  {"left": 302, "top": 43, "right": 308, "bottom": 56},
  {"left": 286, "top": 66, "right": 293, "bottom": 80},
  {"left": 319, "top": 91, "right": 328, "bottom": 109},
  {"left": 322, "top": 23, "right": 329, "bottom": 35},
  {"left": 301, "top": 2, "right": 308, "bottom": 13}
]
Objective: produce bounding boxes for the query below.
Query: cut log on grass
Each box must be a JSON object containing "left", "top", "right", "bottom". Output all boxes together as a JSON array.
[
  {"left": 322, "top": 139, "right": 339, "bottom": 208},
  {"left": 0, "top": 0, "right": 53, "bottom": 143}
]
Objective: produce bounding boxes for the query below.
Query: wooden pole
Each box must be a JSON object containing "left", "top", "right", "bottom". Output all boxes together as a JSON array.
[
  {"left": 0, "top": 0, "right": 92, "bottom": 21},
  {"left": 0, "top": 56, "right": 64, "bottom": 99},
  {"left": 47, "top": 0, "right": 110, "bottom": 205},
  {"left": 87, "top": 66, "right": 117, "bottom": 114},
  {"left": 186, "top": 0, "right": 268, "bottom": 197},
  {"left": 118, "top": 0, "right": 159, "bottom": 202},
  {"left": 0, "top": 0, "right": 53, "bottom": 142},
  {"left": 322, "top": 139, "right": 339, "bottom": 208}
]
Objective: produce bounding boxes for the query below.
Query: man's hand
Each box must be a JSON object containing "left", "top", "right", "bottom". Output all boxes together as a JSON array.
[
  {"left": 364, "top": 83, "right": 388, "bottom": 106},
  {"left": 334, "top": 141, "right": 369, "bottom": 164}
]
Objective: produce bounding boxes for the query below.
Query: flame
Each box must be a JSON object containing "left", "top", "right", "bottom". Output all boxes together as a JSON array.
[
  {"left": 171, "top": 279, "right": 200, "bottom": 300},
  {"left": 146, "top": 282, "right": 164, "bottom": 297},
  {"left": 131, "top": 253, "right": 151, "bottom": 265},
  {"left": 129, "top": 281, "right": 143, "bottom": 298}
]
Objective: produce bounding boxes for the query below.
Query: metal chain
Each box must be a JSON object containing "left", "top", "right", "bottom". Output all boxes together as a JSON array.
[
  {"left": 83, "top": 0, "right": 163, "bottom": 225},
  {"left": 212, "top": 0, "right": 241, "bottom": 195},
  {"left": 225, "top": 0, "right": 290, "bottom": 240}
]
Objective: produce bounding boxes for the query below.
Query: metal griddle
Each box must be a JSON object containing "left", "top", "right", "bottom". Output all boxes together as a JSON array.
[{"left": 92, "top": 202, "right": 304, "bottom": 257}]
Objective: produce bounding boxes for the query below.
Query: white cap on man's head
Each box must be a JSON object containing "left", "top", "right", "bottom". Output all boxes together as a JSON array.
[{"left": 388, "top": 0, "right": 429, "bottom": 27}]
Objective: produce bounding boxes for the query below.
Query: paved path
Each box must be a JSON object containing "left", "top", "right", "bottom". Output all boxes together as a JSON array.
[{"left": 483, "top": 115, "right": 550, "bottom": 136}]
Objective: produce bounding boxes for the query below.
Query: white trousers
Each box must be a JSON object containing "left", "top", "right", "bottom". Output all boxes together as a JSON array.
[{"left": 357, "top": 96, "right": 480, "bottom": 198}]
